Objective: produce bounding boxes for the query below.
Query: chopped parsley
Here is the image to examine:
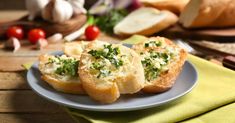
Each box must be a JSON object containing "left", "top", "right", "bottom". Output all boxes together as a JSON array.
[
  {"left": 88, "top": 44, "right": 124, "bottom": 78},
  {"left": 141, "top": 50, "right": 171, "bottom": 81},
  {"left": 47, "top": 56, "right": 79, "bottom": 77},
  {"left": 144, "top": 40, "right": 162, "bottom": 48},
  {"left": 95, "top": 9, "right": 128, "bottom": 34}
]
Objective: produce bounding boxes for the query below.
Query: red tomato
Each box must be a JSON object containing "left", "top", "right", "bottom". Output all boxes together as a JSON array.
[
  {"left": 7, "top": 26, "right": 24, "bottom": 39},
  {"left": 28, "top": 28, "right": 46, "bottom": 44},
  {"left": 85, "top": 25, "right": 100, "bottom": 41}
]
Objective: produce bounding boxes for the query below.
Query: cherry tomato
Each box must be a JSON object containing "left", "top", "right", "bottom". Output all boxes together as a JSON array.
[
  {"left": 7, "top": 26, "right": 24, "bottom": 39},
  {"left": 28, "top": 28, "right": 46, "bottom": 44},
  {"left": 85, "top": 25, "right": 100, "bottom": 41}
]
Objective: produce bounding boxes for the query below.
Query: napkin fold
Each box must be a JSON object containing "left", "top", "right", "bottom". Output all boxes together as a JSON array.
[{"left": 24, "top": 35, "right": 235, "bottom": 123}]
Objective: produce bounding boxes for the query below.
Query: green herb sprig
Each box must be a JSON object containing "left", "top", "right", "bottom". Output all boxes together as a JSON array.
[{"left": 95, "top": 9, "right": 128, "bottom": 34}]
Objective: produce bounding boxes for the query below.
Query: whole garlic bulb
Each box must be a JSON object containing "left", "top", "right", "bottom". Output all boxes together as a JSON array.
[
  {"left": 25, "top": 0, "right": 49, "bottom": 21},
  {"left": 67, "top": 0, "right": 87, "bottom": 14},
  {"left": 42, "top": 0, "right": 73, "bottom": 23}
]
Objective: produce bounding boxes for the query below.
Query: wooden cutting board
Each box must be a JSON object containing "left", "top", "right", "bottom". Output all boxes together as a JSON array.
[
  {"left": 160, "top": 24, "right": 235, "bottom": 42},
  {"left": 0, "top": 14, "right": 87, "bottom": 39}
]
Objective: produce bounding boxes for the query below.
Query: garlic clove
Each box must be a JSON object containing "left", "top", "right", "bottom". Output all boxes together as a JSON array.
[
  {"left": 26, "top": 0, "right": 49, "bottom": 21},
  {"left": 53, "top": 0, "right": 73, "bottom": 23},
  {"left": 4, "top": 37, "right": 21, "bottom": 52},
  {"left": 42, "top": 0, "right": 54, "bottom": 22},
  {"left": 36, "top": 38, "right": 48, "bottom": 50},
  {"left": 42, "top": 0, "right": 73, "bottom": 23},
  {"left": 68, "top": 0, "right": 87, "bottom": 14},
  {"left": 47, "top": 33, "right": 63, "bottom": 43}
]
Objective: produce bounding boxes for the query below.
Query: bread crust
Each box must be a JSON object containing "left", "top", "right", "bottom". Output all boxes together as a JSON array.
[
  {"left": 79, "top": 41, "right": 145, "bottom": 103},
  {"left": 180, "top": 0, "right": 234, "bottom": 28},
  {"left": 140, "top": 0, "right": 190, "bottom": 15},
  {"left": 39, "top": 54, "right": 86, "bottom": 94},
  {"left": 133, "top": 37, "right": 187, "bottom": 93},
  {"left": 41, "top": 75, "right": 86, "bottom": 94},
  {"left": 114, "top": 8, "right": 178, "bottom": 36}
]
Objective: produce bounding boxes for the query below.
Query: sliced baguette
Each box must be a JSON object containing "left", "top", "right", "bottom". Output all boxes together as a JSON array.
[
  {"left": 79, "top": 41, "right": 145, "bottom": 103},
  {"left": 140, "top": 0, "right": 190, "bottom": 15},
  {"left": 63, "top": 41, "right": 89, "bottom": 59},
  {"left": 133, "top": 37, "right": 187, "bottom": 93},
  {"left": 114, "top": 7, "right": 178, "bottom": 36},
  {"left": 179, "top": 0, "right": 234, "bottom": 28},
  {"left": 39, "top": 54, "right": 86, "bottom": 94}
]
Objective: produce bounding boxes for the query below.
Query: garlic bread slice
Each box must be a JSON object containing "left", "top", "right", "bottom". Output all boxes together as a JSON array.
[
  {"left": 79, "top": 41, "right": 145, "bottom": 103},
  {"left": 39, "top": 54, "right": 85, "bottom": 94},
  {"left": 133, "top": 37, "right": 187, "bottom": 93}
]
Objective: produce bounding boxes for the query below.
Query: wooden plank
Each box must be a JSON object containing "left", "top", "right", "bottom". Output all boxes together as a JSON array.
[
  {"left": 0, "top": 113, "right": 75, "bottom": 123},
  {"left": 0, "top": 72, "right": 29, "bottom": 89},
  {"left": 0, "top": 90, "right": 65, "bottom": 113},
  {"left": 0, "top": 56, "right": 37, "bottom": 72},
  {"left": 0, "top": 41, "right": 63, "bottom": 57}
]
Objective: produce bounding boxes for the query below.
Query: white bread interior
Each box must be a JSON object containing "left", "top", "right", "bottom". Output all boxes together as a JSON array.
[{"left": 114, "top": 7, "right": 178, "bottom": 36}]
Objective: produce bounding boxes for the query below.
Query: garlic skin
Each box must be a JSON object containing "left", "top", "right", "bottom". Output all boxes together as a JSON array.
[
  {"left": 42, "top": 0, "right": 73, "bottom": 23},
  {"left": 36, "top": 38, "right": 48, "bottom": 50},
  {"left": 25, "top": 0, "right": 49, "bottom": 21},
  {"left": 68, "top": 0, "right": 87, "bottom": 14},
  {"left": 4, "top": 37, "right": 21, "bottom": 52},
  {"left": 47, "top": 33, "right": 63, "bottom": 43}
]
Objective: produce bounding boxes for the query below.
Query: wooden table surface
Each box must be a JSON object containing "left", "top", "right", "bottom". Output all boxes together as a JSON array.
[
  {"left": 0, "top": 11, "right": 120, "bottom": 123},
  {"left": 0, "top": 10, "right": 234, "bottom": 123}
]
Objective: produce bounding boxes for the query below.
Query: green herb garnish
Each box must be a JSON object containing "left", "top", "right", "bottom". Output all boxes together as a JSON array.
[
  {"left": 88, "top": 44, "right": 124, "bottom": 78},
  {"left": 144, "top": 41, "right": 162, "bottom": 48},
  {"left": 141, "top": 51, "right": 171, "bottom": 81},
  {"left": 47, "top": 56, "right": 79, "bottom": 77},
  {"left": 95, "top": 9, "right": 128, "bottom": 34}
]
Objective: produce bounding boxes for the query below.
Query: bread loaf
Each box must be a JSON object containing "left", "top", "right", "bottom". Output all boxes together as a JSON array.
[
  {"left": 114, "top": 7, "right": 178, "bottom": 36},
  {"left": 140, "top": 0, "right": 190, "bottom": 15},
  {"left": 179, "top": 0, "right": 235, "bottom": 28}
]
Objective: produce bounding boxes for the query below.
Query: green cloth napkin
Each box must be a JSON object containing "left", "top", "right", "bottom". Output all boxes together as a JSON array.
[
  {"left": 23, "top": 35, "right": 235, "bottom": 123},
  {"left": 66, "top": 36, "right": 235, "bottom": 123}
]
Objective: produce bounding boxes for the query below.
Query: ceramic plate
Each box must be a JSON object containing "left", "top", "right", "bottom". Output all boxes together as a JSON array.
[{"left": 27, "top": 50, "right": 197, "bottom": 112}]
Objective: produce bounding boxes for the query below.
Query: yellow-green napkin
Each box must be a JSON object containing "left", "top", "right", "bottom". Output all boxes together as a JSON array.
[{"left": 66, "top": 35, "right": 235, "bottom": 123}]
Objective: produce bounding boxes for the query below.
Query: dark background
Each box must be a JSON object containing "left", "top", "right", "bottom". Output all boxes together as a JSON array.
[{"left": 0, "top": 0, "right": 96, "bottom": 10}]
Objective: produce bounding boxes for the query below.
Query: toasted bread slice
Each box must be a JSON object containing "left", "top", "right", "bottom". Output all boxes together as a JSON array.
[
  {"left": 133, "top": 37, "right": 187, "bottom": 93},
  {"left": 63, "top": 41, "right": 89, "bottom": 59},
  {"left": 114, "top": 7, "right": 178, "bottom": 36},
  {"left": 38, "top": 54, "right": 85, "bottom": 94},
  {"left": 79, "top": 41, "right": 145, "bottom": 103}
]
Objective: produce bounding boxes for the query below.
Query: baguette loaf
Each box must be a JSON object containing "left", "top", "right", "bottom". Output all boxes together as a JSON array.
[
  {"left": 114, "top": 7, "right": 178, "bottom": 36},
  {"left": 39, "top": 54, "right": 85, "bottom": 94},
  {"left": 140, "top": 0, "right": 190, "bottom": 15},
  {"left": 179, "top": 0, "right": 235, "bottom": 28},
  {"left": 133, "top": 37, "right": 187, "bottom": 93},
  {"left": 79, "top": 41, "right": 145, "bottom": 103}
]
